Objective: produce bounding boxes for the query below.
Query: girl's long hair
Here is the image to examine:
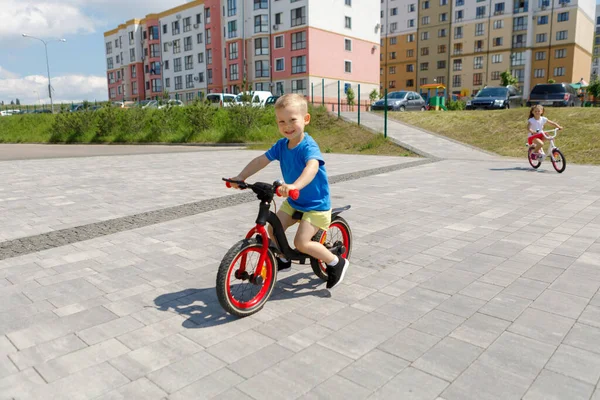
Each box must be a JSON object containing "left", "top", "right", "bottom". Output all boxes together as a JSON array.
[{"left": 529, "top": 104, "right": 544, "bottom": 119}]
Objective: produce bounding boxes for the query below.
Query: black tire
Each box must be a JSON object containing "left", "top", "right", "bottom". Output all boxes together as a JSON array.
[
  {"left": 216, "top": 238, "right": 277, "bottom": 317},
  {"left": 551, "top": 149, "right": 566, "bottom": 173},
  {"left": 528, "top": 147, "right": 541, "bottom": 169},
  {"left": 399, "top": 105, "right": 406, "bottom": 112},
  {"left": 420, "top": 106, "right": 426, "bottom": 111},
  {"left": 310, "top": 216, "right": 353, "bottom": 281}
]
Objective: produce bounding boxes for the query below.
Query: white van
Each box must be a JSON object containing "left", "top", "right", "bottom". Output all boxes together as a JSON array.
[
  {"left": 206, "top": 93, "right": 237, "bottom": 107},
  {"left": 235, "top": 91, "right": 273, "bottom": 107}
]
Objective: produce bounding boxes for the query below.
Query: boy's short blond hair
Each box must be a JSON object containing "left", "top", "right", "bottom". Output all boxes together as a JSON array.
[{"left": 274, "top": 93, "right": 308, "bottom": 114}]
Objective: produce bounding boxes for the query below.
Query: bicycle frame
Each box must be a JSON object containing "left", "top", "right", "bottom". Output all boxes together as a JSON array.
[{"left": 528, "top": 128, "right": 560, "bottom": 162}]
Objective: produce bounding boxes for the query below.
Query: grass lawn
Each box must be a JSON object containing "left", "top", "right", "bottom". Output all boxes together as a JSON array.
[{"left": 385, "top": 107, "right": 600, "bottom": 165}]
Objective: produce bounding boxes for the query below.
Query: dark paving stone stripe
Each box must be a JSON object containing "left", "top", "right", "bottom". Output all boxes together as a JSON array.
[{"left": 0, "top": 158, "right": 437, "bottom": 260}]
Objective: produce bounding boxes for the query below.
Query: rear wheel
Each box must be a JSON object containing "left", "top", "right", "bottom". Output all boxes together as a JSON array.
[
  {"left": 399, "top": 105, "right": 406, "bottom": 112},
  {"left": 216, "top": 238, "right": 277, "bottom": 317},
  {"left": 551, "top": 149, "right": 566, "bottom": 173},
  {"left": 420, "top": 106, "right": 426, "bottom": 111},
  {"left": 310, "top": 216, "right": 353, "bottom": 281},
  {"left": 528, "top": 147, "right": 541, "bottom": 169}
]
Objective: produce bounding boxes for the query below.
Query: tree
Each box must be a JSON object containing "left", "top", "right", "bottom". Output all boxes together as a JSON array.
[
  {"left": 500, "top": 69, "right": 518, "bottom": 87},
  {"left": 587, "top": 77, "right": 600, "bottom": 100},
  {"left": 10, "top": 100, "right": 14, "bottom": 105},
  {"left": 369, "top": 89, "right": 379, "bottom": 103},
  {"left": 345, "top": 87, "right": 355, "bottom": 106},
  {"left": 15, "top": 98, "right": 20, "bottom": 105},
  {"left": 547, "top": 79, "right": 556, "bottom": 84}
]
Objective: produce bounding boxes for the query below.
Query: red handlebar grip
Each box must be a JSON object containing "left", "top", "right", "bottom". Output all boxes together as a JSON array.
[
  {"left": 289, "top": 189, "right": 299, "bottom": 200},
  {"left": 225, "top": 181, "right": 231, "bottom": 188}
]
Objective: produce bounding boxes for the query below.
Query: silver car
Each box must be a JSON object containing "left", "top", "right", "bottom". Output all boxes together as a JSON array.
[{"left": 371, "top": 91, "right": 427, "bottom": 111}]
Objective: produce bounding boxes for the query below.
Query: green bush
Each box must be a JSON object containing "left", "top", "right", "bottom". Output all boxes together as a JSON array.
[{"left": 446, "top": 99, "right": 466, "bottom": 111}]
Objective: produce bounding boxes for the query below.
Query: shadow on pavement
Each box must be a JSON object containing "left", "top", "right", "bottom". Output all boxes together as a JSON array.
[
  {"left": 153, "top": 271, "right": 328, "bottom": 328},
  {"left": 489, "top": 166, "right": 553, "bottom": 173}
]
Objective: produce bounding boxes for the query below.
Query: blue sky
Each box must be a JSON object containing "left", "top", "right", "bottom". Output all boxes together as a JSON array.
[
  {"left": 0, "top": 0, "right": 187, "bottom": 105},
  {"left": 1, "top": 0, "right": 599, "bottom": 105}
]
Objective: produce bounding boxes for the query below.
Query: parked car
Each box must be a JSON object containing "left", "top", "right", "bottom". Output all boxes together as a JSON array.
[
  {"left": 206, "top": 93, "right": 237, "bottom": 107},
  {"left": 138, "top": 100, "right": 159, "bottom": 109},
  {"left": 371, "top": 91, "right": 427, "bottom": 111},
  {"left": 158, "top": 99, "right": 184, "bottom": 109},
  {"left": 0, "top": 109, "right": 21, "bottom": 116},
  {"left": 235, "top": 91, "right": 273, "bottom": 107},
  {"left": 466, "top": 85, "right": 522, "bottom": 110},
  {"left": 264, "top": 95, "right": 280, "bottom": 107},
  {"left": 526, "top": 83, "right": 581, "bottom": 107}
]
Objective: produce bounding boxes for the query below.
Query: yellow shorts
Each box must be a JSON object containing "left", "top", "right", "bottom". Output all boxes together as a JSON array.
[{"left": 280, "top": 200, "right": 331, "bottom": 231}]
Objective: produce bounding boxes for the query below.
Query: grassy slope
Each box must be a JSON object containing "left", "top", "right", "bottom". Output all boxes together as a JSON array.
[{"left": 386, "top": 107, "right": 600, "bottom": 165}]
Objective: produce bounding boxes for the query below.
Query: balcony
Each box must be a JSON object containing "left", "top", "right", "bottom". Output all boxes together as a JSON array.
[{"left": 513, "top": 24, "right": 527, "bottom": 32}]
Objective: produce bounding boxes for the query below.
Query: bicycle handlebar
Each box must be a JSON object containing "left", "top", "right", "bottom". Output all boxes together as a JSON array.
[
  {"left": 539, "top": 128, "right": 560, "bottom": 139},
  {"left": 223, "top": 178, "right": 299, "bottom": 200}
]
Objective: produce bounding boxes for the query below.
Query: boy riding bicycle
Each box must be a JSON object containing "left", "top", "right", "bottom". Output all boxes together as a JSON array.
[{"left": 229, "top": 93, "right": 349, "bottom": 290}]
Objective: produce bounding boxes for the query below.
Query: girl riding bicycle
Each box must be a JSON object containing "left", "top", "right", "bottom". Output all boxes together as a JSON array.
[{"left": 527, "top": 105, "right": 563, "bottom": 158}]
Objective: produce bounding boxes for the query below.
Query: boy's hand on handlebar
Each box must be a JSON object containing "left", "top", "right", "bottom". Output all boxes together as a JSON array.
[
  {"left": 278, "top": 183, "right": 297, "bottom": 198},
  {"left": 228, "top": 176, "right": 244, "bottom": 189}
]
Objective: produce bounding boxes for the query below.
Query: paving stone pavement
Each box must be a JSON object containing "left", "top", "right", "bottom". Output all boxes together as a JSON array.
[{"left": 1, "top": 115, "right": 600, "bottom": 399}]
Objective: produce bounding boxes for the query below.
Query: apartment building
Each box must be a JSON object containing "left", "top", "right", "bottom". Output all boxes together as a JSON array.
[
  {"left": 104, "top": 0, "right": 381, "bottom": 103},
  {"left": 592, "top": 4, "right": 599, "bottom": 80},
  {"left": 380, "top": 0, "right": 596, "bottom": 98}
]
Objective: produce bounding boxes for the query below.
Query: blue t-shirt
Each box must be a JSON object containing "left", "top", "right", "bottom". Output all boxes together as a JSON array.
[{"left": 264, "top": 133, "right": 331, "bottom": 212}]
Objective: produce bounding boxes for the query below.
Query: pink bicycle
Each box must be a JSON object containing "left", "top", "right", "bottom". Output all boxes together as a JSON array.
[{"left": 527, "top": 128, "right": 566, "bottom": 173}]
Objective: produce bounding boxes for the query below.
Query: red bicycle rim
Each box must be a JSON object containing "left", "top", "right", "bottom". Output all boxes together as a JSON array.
[{"left": 225, "top": 248, "right": 272, "bottom": 309}]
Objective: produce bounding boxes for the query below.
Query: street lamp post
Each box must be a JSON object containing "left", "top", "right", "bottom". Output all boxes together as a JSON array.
[{"left": 22, "top": 34, "right": 66, "bottom": 113}]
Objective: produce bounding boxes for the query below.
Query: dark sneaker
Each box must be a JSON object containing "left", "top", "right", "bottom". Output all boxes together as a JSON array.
[
  {"left": 326, "top": 257, "right": 349, "bottom": 289},
  {"left": 277, "top": 258, "right": 292, "bottom": 272}
]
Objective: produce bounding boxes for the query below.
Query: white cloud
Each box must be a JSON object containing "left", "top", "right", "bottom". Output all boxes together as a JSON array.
[{"left": 0, "top": 67, "right": 107, "bottom": 105}]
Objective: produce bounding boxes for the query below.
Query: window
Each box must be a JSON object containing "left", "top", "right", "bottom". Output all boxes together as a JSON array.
[
  {"left": 440, "top": 13, "right": 447, "bottom": 22},
  {"left": 291, "top": 31, "right": 306, "bottom": 50},
  {"left": 491, "top": 71, "right": 500, "bottom": 80},
  {"left": 207, "top": 49, "right": 212, "bottom": 64},
  {"left": 512, "top": 34, "right": 525, "bottom": 48},
  {"left": 116, "top": 55, "right": 120, "bottom": 64},
  {"left": 555, "top": 48, "right": 566, "bottom": 58},
  {"left": 438, "top": 29, "right": 447, "bottom": 37},
  {"left": 345, "top": 16, "right": 352, "bottom": 29},
  {"left": 254, "top": 15, "right": 268, "bottom": 33},
  {"left": 476, "top": 6, "right": 486, "bottom": 18},
  {"left": 474, "top": 40, "right": 483, "bottom": 52},
  {"left": 184, "top": 36, "right": 192, "bottom": 51},
  {"left": 513, "top": 16, "right": 527, "bottom": 31},
  {"left": 149, "top": 26, "right": 159, "bottom": 40},
  {"left": 183, "top": 17, "right": 191, "bottom": 32},
  {"left": 275, "top": 35, "right": 284, "bottom": 49},
  {"left": 198, "top": 52, "right": 204, "bottom": 63},
  {"left": 345, "top": 61, "right": 352, "bottom": 73},
  {"left": 454, "top": 26, "right": 463, "bottom": 39},
  {"left": 494, "top": 20, "right": 504, "bottom": 29},
  {"left": 436, "top": 77, "right": 445, "bottom": 85},
  {"left": 538, "top": 15, "right": 548, "bottom": 24},
  {"left": 345, "top": 0, "right": 351, "bottom": 5},
  {"left": 453, "top": 59, "right": 462, "bottom": 71},
  {"left": 406, "top": 79, "right": 414, "bottom": 87},
  {"left": 185, "top": 55, "right": 193, "bottom": 70},
  {"left": 198, "top": 72, "right": 204, "bottom": 83},
  {"left": 205, "top": 7, "right": 211, "bottom": 24},
  {"left": 164, "top": 43, "right": 169, "bottom": 52},
  {"left": 255, "top": 60, "right": 269, "bottom": 77},
  {"left": 291, "top": 7, "right": 306, "bottom": 27},
  {"left": 495, "top": 2, "right": 505, "bottom": 14},
  {"left": 174, "top": 58, "right": 182, "bottom": 72},
  {"left": 131, "top": 65, "right": 136, "bottom": 78},
  {"left": 536, "top": 33, "right": 547, "bottom": 43},
  {"left": 255, "top": 38, "right": 268, "bottom": 55},
  {"left": 389, "top": 80, "right": 396, "bottom": 88},
  {"left": 422, "top": 16, "right": 430, "bottom": 25},
  {"left": 534, "top": 68, "right": 545, "bottom": 78},
  {"left": 129, "top": 31, "right": 134, "bottom": 45},
  {"left": 186, "top": 74, "right": 194, "bottom": 88},
  {"left": 151, "top": 61, "right": 161, "bottom": 74},
  {"left": 345, "top": 39, "right": 352, "bottom": 51},
  {"left": 407, "top": 49, "right": 414, "bottom": 57},
  {"left": 207, "top": 69, "right": 212, "bottom": 84},
  {"left": 475, "top": 23, "right": 484, "bottom": 36},
  {"left": 438, "top": 45, "right": 446, "bottom": 53},
  {"left": 172, "top": 21, "right": 180, "bottom": 35},
  {"left": 511, "top": 52, "right": 525, "bottom": 66},
  {"left": 132, "top": 81, "right": 138, "bottom": 94},
  {"left": 230, "top": 64, "right": 239, "bottom": 80},
  {"left": 229, "top": 42, "right": 238, "bottom": 59},
  {"left": 164, "top": 60, "right": 169, "bottom": 70},
  {"left": 228, "top": 21, "right": 237, "bottom": 38},
  {"left": 557, "top": 12, "right": 569, "bottom": 22},
  {"left": 409, "top": 3, "right": 416, "bottom": 12},
  {"left": 474, "top": 56, "right": 483, "bottom": 69},
  {"left": 493, "top": 37, "right": 503, "bottom": 46},
  {"left": 421, "top": 47, "right": 429, "bottom": 56},
  {"left": 553, "top": 67, "right": 565, "bottom": 76},
  {"left": 473, "top": 73, "right": 482, "bottom": 85},
  {"left": 389, "top": 66, "right": 396, "bottom": 74},
  {"left": 275, "top": 58, "right": 284, "bottom": 71},
  {"left": 455, "top": 10, "right": 464, "bottom": 20},
  {"left": 420, "top": 78, "right": 428, "bottom": 85},
  {"left": 408, "top": 19, "right": 415, "bottom": 28},
  {"left": 196, "top": 13, "right": 202, "bottom": 24},
  {"left": 453, "top": 43, "right": 463, "bottom": 55},
  {"left": 421, "top": 31, "right": 429, "bottom": 40},
  {"left": 420, "top": 62, "right": 429, "bottom": 71},
  {"left": 391, "top": 8, "right": 398, "bottom": 15},
  {"left": 206, "top": 29, "right": 211, "bottom": 44},
  {"left": 174, "top": 76, "right": 183, "bottom": 90},
  {"left": 452, "top": 75, "right": 461, "bottom": 87},
  {"left": 389, "top": 51, "right": 396, "bottom": 59},
  {"left": 254, "top": 0, "right": 267, "bottom": 9},
  {"left": 292, "top": 56, "right": 306, "bottom": 74},
  {"left": 492, "top": 54, "right": 502, "bottom": 63},
  {"left": 535, "top": 51, "right": 546, "bottom": 60},
  {"left": 390, "top": 37, "right": 397, "bottom": 45},
  {"left": 390, "top": 22, "right": 397, "bottom": 31},
  {"left": 406, "top": 64, "right": 414, "bottom": 72},
  {"left": 437, "top": 60, "right": 446, "bottom": 69},
  {"left": 556, "top": 30, "right": 567, "bottom": 40},
  {"left": 163, "top": 24, "right": 167, "bottom": 35},
  {"left": 227, "top": 0, "right": 237, "bottom": 15},
  {"left": 152, "top": 79, "right": 162, "bottom": 92},
  {"left": 129, "top": 48, "right": 135, "bottom": 62},
  {"left": 291, "top": 79, "right": 306, "bottom": 95},
  {"left": 422, "top": 1, "right": 429, "bottom": 9},
  {"left": 197, "top": 33, "right": 203, "bottom": 44},
  {"left": 407, "top": 34, "right": 415, "bottom": 42},
  {"left": 173, "top": 39, "right": 181, "bottom": 54}
]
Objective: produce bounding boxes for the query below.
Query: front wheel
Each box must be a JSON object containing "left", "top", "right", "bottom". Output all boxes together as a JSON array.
[
  {"left": 399, "top": 105, "right": 406, "bottom": 112},
  {"left": 551, "top": 149, "right": 566, "bottom": 173},
  {"left": 528, "top": 147, "right": 541, "bottom": 169},
  {"left": 216, "top": 238, "right": 277, "bottom": 317},
  {"left": 420, "top": 106, "right": 426, "bottom": 111},
  {"left": 310, "top": 216, "right": 353, "bottom": 281}
]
